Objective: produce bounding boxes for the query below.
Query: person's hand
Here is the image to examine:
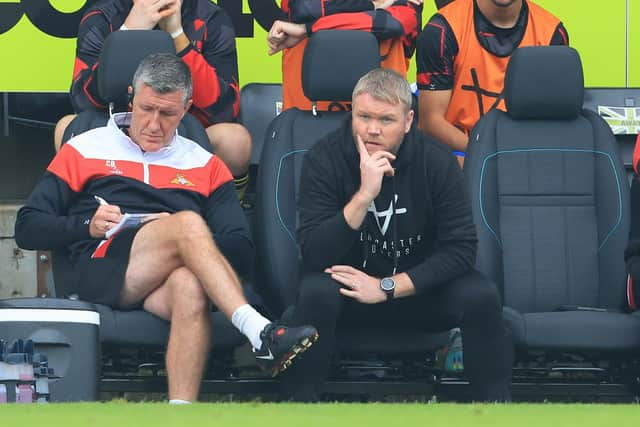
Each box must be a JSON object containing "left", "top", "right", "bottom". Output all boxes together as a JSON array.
[
  {"left": 355, "top": 134, "right": 395, "bottom": 204},
  {"left": 89, "top": 204, "right": 123, "bottom": 238},
  {"left": 123, "top": 0, "right": 176, "bottom": 30},
  {"left": 267, "top": 20, "right": 307, "bottom": 55},
  {"left": 157, "top": 0, "right": 183, "bottom": 35},
  {"left": 326, "top": 265, "right": 385, "bottom": 304}
]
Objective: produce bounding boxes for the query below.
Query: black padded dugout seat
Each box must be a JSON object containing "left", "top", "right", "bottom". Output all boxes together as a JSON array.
[
  {"left": 57, "top": 30, "right": 243, "bottom": 351},
  {"left": 255, "top": 30, "right": 449, "bottom": 355},
  {"left": 464, "top": 46, "right": 640, "bottom": 352},
  {"left": 238, "top": 83, "right": 283, "bottom": 165}
]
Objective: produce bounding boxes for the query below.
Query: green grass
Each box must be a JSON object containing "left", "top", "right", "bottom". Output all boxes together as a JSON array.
[{"left": 1, "top": 403, "right": 639, "bottom": 426}]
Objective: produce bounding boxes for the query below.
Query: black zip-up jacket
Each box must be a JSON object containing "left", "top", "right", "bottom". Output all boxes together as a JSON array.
[{"left": 298, "top": 116, "right": 477, "bottom": 294}]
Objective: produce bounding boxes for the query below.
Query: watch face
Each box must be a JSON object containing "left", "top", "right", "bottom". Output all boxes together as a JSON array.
[{"left": 381, "top": 277, "right": 395, "bottom": 292}]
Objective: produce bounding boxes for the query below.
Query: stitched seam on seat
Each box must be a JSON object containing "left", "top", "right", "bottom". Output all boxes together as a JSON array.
[
  {"left": 275, "top": 149, "right": 309, "bottom": 243},
  {"left": 479, "top": 148, "right": 622, "bottom": 252}
]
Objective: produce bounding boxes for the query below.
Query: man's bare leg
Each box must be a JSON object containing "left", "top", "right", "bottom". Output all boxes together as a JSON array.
[
  {"left": 54, "top": 114, "right": 77, "bottom": 152},
  {"left": 119, "top": 210, "right": 318, "bottom": 385},
  {"left": 205, "top": 123, "right": 252, "bottom": 177},
  {"left": 121, "top": 211, "right": 247, "bottom": 318},
  {"left": 142, "top": 267, "right": 210, "bottom": 401},
  {"left": 206, "top": 123, "right": 252, "bottom": 200}
]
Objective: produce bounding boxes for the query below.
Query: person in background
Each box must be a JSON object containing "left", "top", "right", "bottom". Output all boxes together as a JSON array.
[
  {"left": 267, "top": 0, "right": 423, "bottom": 111},
  {"left": 416, "top": 0, "right": 568, "bottom": 165},
  {"left": 54, "top": 0, "right": 252, "bottom": 199}
]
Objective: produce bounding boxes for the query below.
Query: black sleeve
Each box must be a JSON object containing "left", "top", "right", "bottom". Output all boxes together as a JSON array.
[
  {"left": 203, "top": 181, "right": 254, "bottom": 276},
  {"left": 15, "top": 172, "right": 92, "bottom": 250},
  {"left": 416, "top": 13, "right": 458, "bottom": 90},
  {"left": 549, "top": 22, "right": 569, "bottom": 46},
  {"left": 70, "top": 11, "right": 112, "bottom": 112},
  {"left": 405, "top": 147, "right": 477, "bottom": 294},
  {"left": 288, "top": 0, "right": 374, "bottom": 22},
  {"left": 180, "top": 9, "right": 240, "bottom": 126},
  {"left": 306, "top": 2, "right": 420, "bottom": 44},
  {"left": 298, "top": 147, "right": 360, "bottom": 271}
]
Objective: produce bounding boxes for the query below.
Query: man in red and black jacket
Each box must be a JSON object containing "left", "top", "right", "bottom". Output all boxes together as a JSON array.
[
  {"left": 267, "top": 0, "right": 423, "bottom": 111},
  {"left": 54, "top": 0, "right": 251, "bottom": 198}
]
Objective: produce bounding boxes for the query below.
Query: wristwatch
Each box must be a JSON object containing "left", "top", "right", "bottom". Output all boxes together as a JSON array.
[{"left": 380, "top": 277, "right": 395, "bottom": 301}]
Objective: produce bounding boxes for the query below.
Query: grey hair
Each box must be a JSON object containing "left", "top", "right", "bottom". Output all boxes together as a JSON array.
[
  {"left": 352, "top": 68, "right": 413, "bottom": 112},
  {"left": 132, "top": 53, "right": 193, "bottom": 104}
]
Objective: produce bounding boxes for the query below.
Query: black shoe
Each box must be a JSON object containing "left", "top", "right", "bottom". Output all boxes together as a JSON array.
[{"left": 254, "top": 322, "right": 318, "bottom": 377}]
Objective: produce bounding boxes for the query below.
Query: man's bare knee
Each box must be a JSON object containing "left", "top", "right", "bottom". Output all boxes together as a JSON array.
[
  {"left": 206, "top": 123, "right": 252, "bottom": 176},
  {"left": 143, "top": 267, "right": 208, "bottom": 319},
  {"left": 171, "top": 211, "right": 210, "bottom": 237},
  {"left": 54, "top": 114, "right": 77, "bottom": 153},
  {"left": 168, "top": 211, "right": 219, "bottom": 252}
]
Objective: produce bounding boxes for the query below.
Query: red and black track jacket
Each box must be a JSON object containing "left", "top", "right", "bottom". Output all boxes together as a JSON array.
[
  {"left": 71, "top": 0, "right": 240, "bottom": 127},
  {"left": 15, "top": 113, "right": 253, "bottom": 274}
]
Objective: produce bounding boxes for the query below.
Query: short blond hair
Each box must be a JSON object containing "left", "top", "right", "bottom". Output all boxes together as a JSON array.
[{"left": 352, "top": 68, "right": 412, "bottom": 112}]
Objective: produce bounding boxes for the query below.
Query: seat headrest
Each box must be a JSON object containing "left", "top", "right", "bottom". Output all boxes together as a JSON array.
[
  {"left": 505, "top": 46, "right": 584, "bottom": 120},
  {"left": 302, "top": 30, "right": 380, "bottom": 102},
  {"left": 97, "top": 30, "right": 175, "bottom": 110}
]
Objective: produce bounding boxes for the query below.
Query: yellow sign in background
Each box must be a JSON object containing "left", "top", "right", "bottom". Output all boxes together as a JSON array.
[{"left": 0, "top": 0, "right": 636, "bottom": 92}]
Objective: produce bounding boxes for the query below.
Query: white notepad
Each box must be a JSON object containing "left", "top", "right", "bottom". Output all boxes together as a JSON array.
[{"left": 105, "top": 213, "right": 153, "bottom": 239}]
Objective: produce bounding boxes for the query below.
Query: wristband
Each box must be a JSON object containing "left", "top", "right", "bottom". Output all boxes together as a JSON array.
[
  {"left": 170, "top": 27, "right": 184, "bottom": 39},
  {"left": 120, "top": 24, "right": 129, "bottom": 31}
]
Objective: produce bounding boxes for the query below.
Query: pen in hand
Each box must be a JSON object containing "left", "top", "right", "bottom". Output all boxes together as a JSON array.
[{"left": 94, "top": 195, "right": 109, "bottom": 206}]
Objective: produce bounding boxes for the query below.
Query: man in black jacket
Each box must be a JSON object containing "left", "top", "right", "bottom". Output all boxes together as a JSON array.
[{"left": 281, "top": 68, "right": 513, "bottom": 401}]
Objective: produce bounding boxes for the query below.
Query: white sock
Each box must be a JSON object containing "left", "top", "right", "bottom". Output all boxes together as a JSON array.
[
  {"left": 231, "top": 304, "right": 271, "bottom": 350},
  {"left": 169, "top": 399, "right": 192, "bottom": 405}
]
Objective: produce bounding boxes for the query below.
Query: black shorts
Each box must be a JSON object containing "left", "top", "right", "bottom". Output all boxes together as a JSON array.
[{"left": 68, "top": 227, "right": 142, "bottom": 308}]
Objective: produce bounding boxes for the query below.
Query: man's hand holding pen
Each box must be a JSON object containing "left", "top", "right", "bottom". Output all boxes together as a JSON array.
[{"left": 90, "top": 195, "right": 123, "bottom": 238}]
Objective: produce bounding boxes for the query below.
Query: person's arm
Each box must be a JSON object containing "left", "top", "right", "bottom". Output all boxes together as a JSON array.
[
  {"left": 327, "top": 265, "right": 417, "bottom": 303},
  {"left": 70, "top": 10, "right": 112, "bottom": 112},
  {"left": 550, "top": 22, "right": 569, "bottom": 46},
  {"left": 178, "top": 9, "right": 241, "bottom": 126},
  {"left": 269, "top": 2, "right": 420, "bottom": 55},
  {"left": 403, "top": 147, "right": 477, "bottom": 294},
  {"left": 298, "top": 145, "right": 362, "bottom": 271},
  {"left": 305, "top": 3, "right": 421, "bottom": 41},
  {"left": 286, "top": 0, "right": 374, "bottom": 22},
  {"left": 202, "top": 164, "right": 254, "bottom": 276},
  {"left": 415, "top": 13, "right": 467, "bottom": 150},
  {"left": 299, "top": 134, "right": 395, "bottom": 271},
  {"left": 418, "top": 90, "right": 468, "bottom": 152},
  {"left": 14, "top": 150, "right": 93, "bottom": 251}
]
